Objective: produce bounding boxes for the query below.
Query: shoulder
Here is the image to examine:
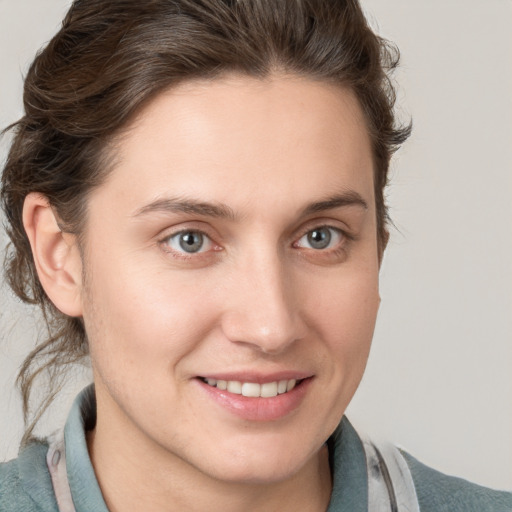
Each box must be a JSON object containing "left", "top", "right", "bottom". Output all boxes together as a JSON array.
[
  {"left": 402, "top": 451, "right": 512, "bottom": 512},
  {"left": 0, "top": 441, "right": 58, "bottom": 512}
]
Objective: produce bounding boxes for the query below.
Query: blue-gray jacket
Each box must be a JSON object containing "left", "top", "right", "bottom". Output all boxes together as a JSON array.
[{"left": 1, "top": 387, "right": 511, "bottom": 511}]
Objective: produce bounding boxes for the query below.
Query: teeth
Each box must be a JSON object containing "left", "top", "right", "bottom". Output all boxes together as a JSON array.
[
  {"left": 227, "top": 381, "right": 242, "bottom": 394},
  {"left": 241, "top": 382, "right": 260, "bottom": 397},
  {"left": 203, "top": 378, "right": 299, "bottom": 397},
  {"left": 260, "top": 382, "right": 278, "bottom": 398}
]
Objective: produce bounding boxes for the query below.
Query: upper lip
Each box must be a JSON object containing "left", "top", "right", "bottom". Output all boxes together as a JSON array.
[{"left": 197, "top": 371, "right": 313, "bottom": 384}]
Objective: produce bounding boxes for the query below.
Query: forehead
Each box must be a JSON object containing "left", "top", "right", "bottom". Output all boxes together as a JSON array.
[{"left": 96, "top": 74, "right": 374, "bottom": 219}]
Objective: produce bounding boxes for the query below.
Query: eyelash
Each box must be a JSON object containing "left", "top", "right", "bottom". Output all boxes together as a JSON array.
[
  {"left": 159, "top": 224, "right": 351, "bottom": 260},
  {"left": 160, "top": 229, "right": 220, "bottom": 259},
  {"left": 293, "top": 225, "right": 347, "bottom": 251}
]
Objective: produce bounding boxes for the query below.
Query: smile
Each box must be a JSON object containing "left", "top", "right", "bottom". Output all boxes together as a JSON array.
[{"left": 201, "top": 378, "right": 299, "bottom": 397}]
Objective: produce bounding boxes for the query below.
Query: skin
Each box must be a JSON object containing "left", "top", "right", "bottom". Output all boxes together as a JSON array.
[{"left": 25, "top": 74, "right": 381, "bottom": 512}]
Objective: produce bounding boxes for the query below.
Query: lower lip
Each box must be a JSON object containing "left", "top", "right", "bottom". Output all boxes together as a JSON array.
[{"left": 197, "top": 378, "right": 312, "bottom": 422}]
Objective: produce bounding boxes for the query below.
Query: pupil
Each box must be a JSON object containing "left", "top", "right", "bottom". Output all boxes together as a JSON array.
[
  {"left": 308, "top": 228, "right": 331, "bottom": 249},
  {"left": 179, "top": 232, "right": 203, "bottom": 252}
]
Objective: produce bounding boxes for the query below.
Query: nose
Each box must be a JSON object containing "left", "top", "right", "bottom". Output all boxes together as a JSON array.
[{"left": 220, "top": 252, "right": 306, "bottom": 355}]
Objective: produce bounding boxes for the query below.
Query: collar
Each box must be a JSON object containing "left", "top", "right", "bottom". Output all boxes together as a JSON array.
[{"left": 64, "top": 385, "right": 108, "bottom": 512}]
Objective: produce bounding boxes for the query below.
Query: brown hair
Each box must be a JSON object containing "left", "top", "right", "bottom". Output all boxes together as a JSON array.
[{"left": 1, "top": 0, "right": 410, "bottom": 444}]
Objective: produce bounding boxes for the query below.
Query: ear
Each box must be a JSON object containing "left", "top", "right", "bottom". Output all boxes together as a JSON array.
[{"left": 23, "top": 193, "right": 83, "bottom": 317}]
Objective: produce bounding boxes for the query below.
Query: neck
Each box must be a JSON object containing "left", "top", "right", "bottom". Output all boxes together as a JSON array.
[{"left": 87, "top": 398, "right": 332, "bottom": 512}]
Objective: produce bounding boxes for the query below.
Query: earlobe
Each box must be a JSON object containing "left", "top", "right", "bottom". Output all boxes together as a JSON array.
[{"left": 23, "top": 193, "right": 83, "bottom": 317}]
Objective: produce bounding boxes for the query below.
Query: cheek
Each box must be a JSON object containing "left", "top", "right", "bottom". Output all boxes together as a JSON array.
[
  {"left": 81, "top": 253, "right": 220, "bottom": 383},
  {"left": 302, "top": 265, "right": 380, "bottom": 370}
]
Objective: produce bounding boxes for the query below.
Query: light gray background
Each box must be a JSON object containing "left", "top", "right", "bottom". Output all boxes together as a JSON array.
[{"left": 1, "top": 0, "right": 511, "bottom": 490}]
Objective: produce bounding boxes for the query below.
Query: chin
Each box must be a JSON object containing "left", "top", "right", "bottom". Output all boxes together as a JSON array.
[
  {"left": 185, "top": 433, "right": 322, "bottom": 485},
  {"left": 202, "top": 455, "right": 306, "bottom": 485}
]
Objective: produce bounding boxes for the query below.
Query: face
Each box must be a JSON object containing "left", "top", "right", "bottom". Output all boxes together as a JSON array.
[{"left": 80, "top": 75, "right": 380, "bottom": 484}]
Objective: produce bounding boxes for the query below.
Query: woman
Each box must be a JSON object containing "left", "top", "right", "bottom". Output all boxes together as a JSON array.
[{"left": 1, "top": 1, "right": 511, "bottom": 511}]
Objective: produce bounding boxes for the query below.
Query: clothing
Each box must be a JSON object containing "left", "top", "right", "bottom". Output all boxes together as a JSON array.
[{"left": 1, "top": 386, "right": 511, "bottom": 511}]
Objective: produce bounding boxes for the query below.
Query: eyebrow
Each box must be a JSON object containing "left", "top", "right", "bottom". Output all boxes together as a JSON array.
[
  {"left": 300, "top": 191, "right": 368, "bottom": 217},
  {"left": 133, "top": 190, "right": 368, "bottom": 221},
  {"left": 133, "top": 197, "right": 237, "bottom": 221}
]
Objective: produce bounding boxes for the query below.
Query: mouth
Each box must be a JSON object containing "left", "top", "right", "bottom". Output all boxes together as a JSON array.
[
  {"left": 200, "top": 377, "right": 302, "bottom": 398},
  {"left": 196, "top": 373, "right": 313, "bottom": 421}
]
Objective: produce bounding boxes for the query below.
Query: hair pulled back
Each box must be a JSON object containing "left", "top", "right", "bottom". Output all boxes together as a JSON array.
[{"left": 1, "top": 0, "right": 410, "bottom": 443}]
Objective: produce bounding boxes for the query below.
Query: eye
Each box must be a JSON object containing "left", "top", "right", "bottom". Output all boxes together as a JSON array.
[
  {"left": 164, "top": 230, "right": 213, "bottom": 254},
  {"left": 295, "top": 226, "right": 344, "bottom": 250}
]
